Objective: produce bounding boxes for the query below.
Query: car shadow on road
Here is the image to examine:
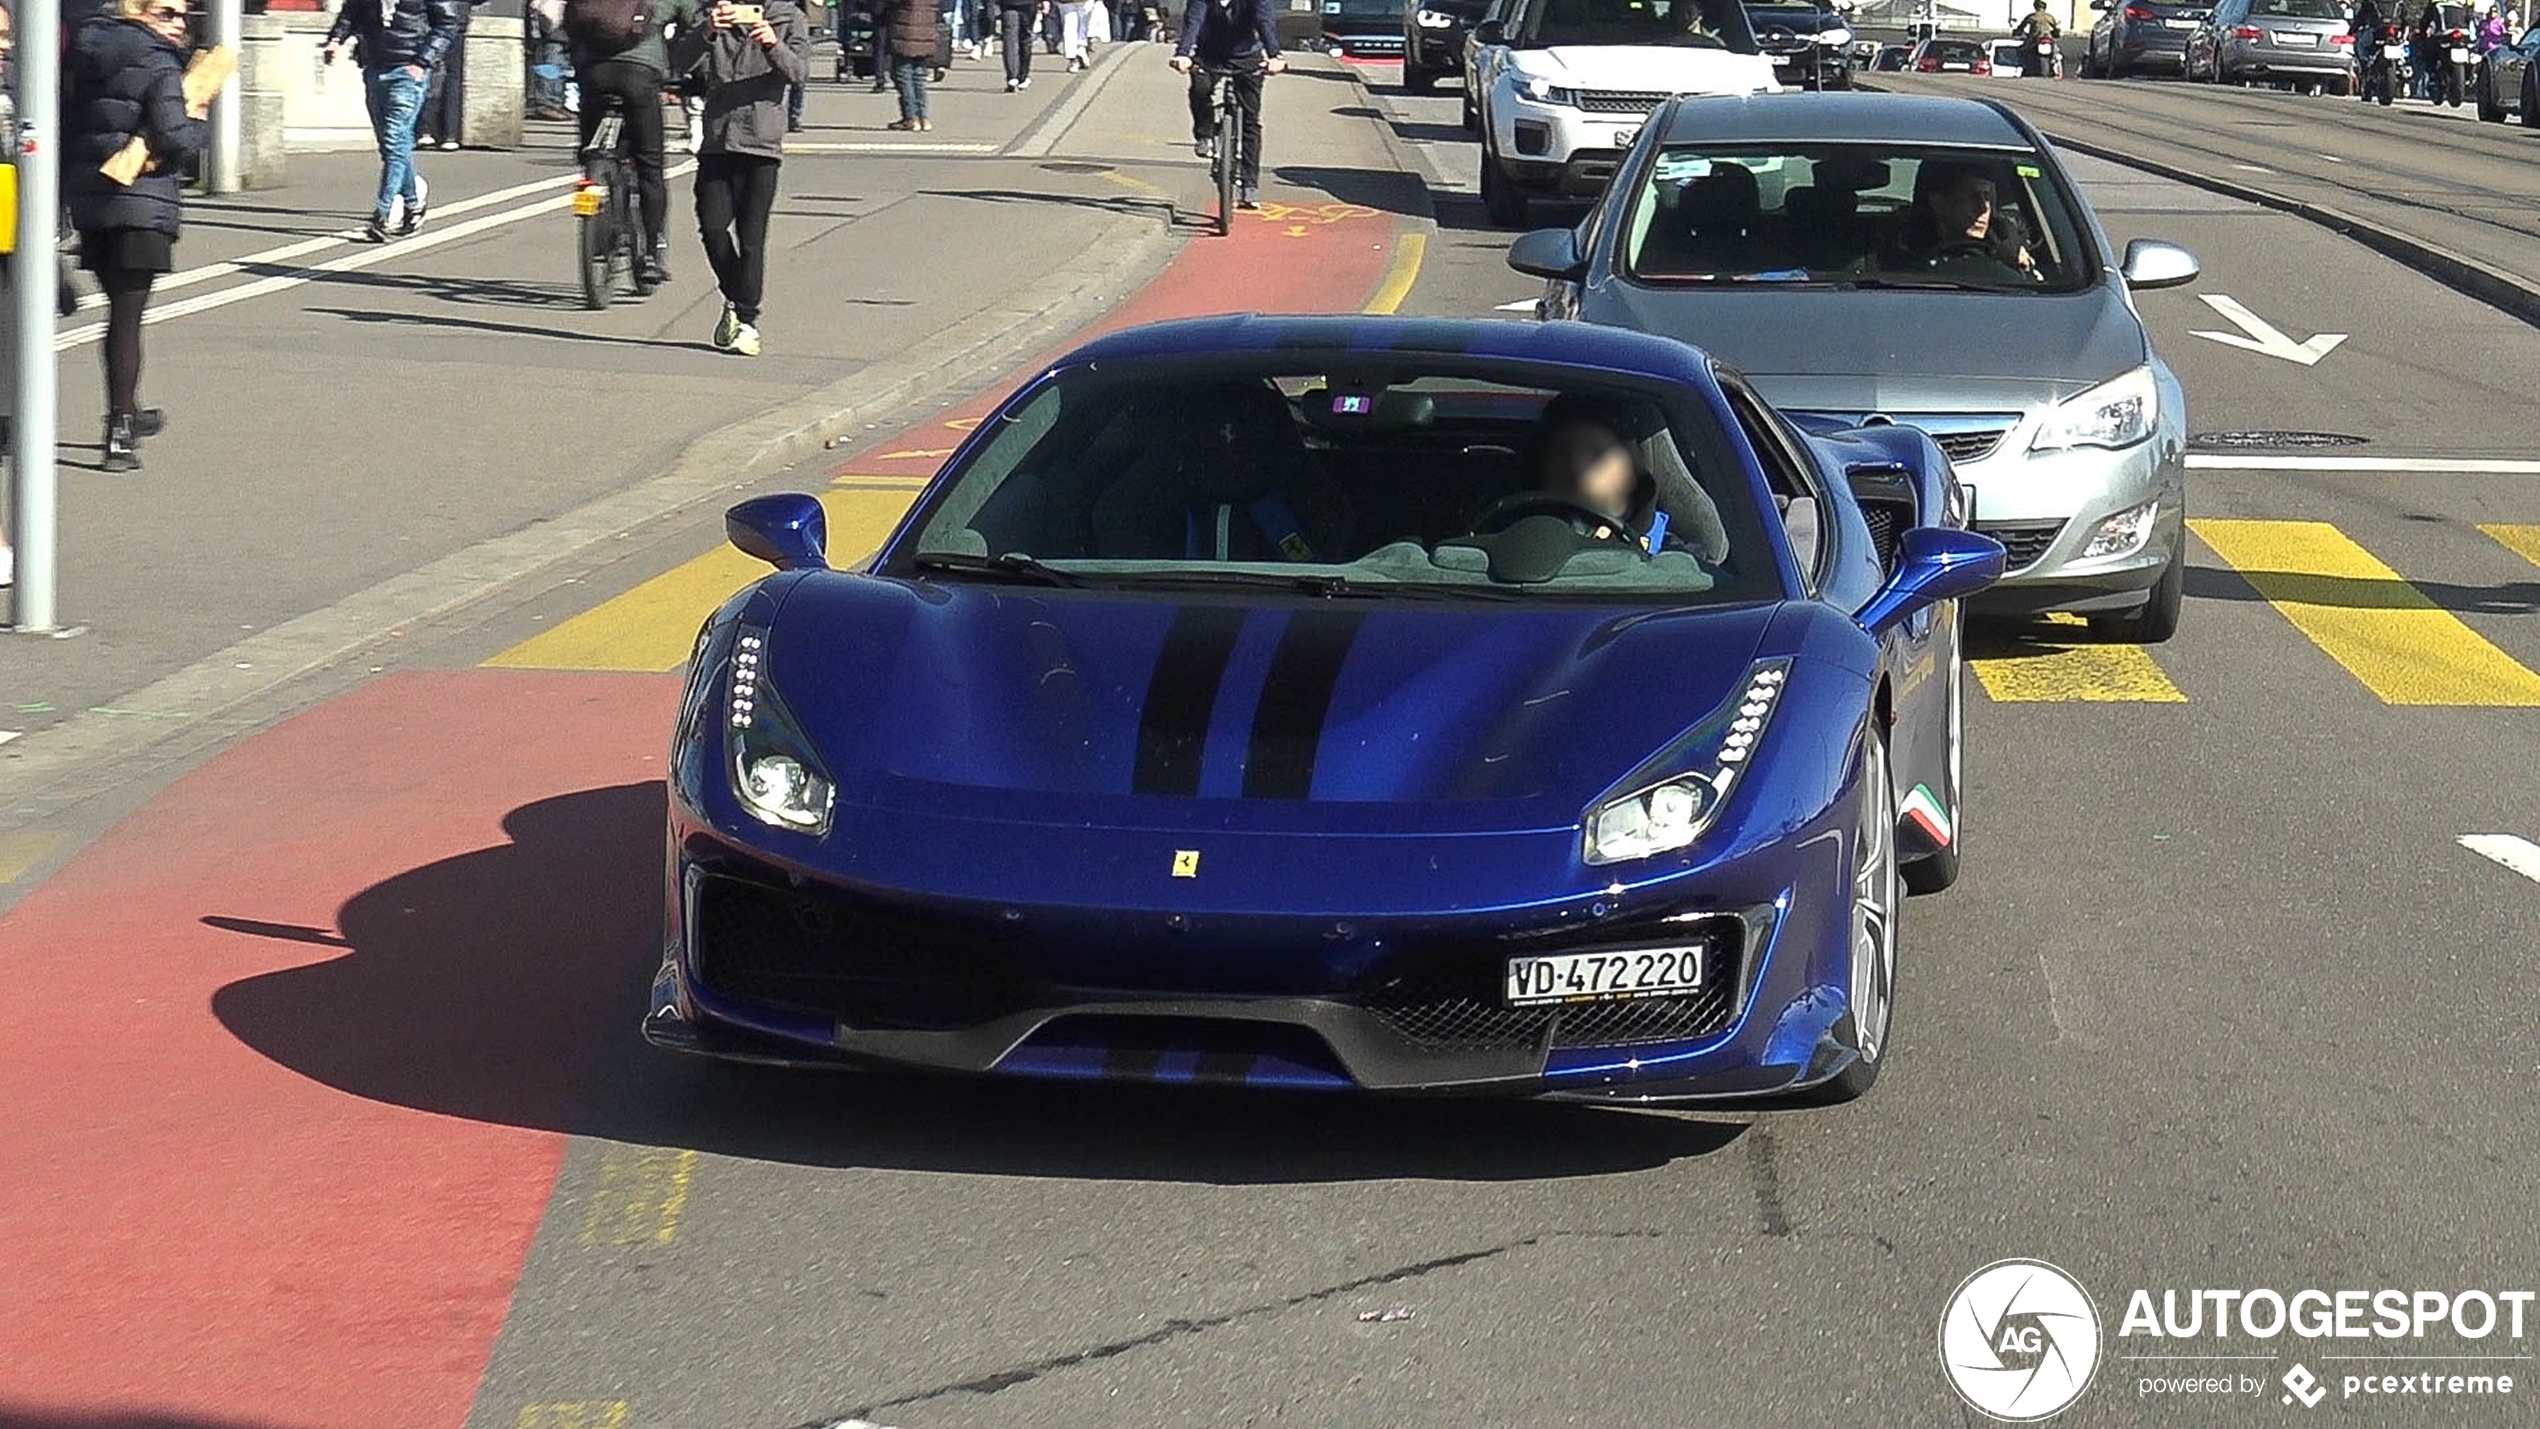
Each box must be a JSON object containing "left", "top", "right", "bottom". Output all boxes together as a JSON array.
[
  {"left": 207, "top": 781, "right": 1746, "bottom": 1184},
  {"left": 1269, "top": 164, "right": 1428, "bottom": 220},
  {"left": 0, "top": 1408, "right": 275, "bottom": 1429},
  {"left": 2184, "top": 564, "right": 2540, "bottom": 617}
]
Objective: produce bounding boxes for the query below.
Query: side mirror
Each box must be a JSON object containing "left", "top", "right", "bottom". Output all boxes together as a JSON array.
[
  {"left": 727, "top": 493, "right": 830, "bottom": 571},
  {"left": 1474, "top": 17, "right": 1504, "bottom": 43},
  {"left": 1857, "top": 527, "right": 2005, "bottom": 635},
  {"left": 1507, "top": 225, "right": 1587, "bottom": 282},
  {"left": 2120, "top": 237, "right": 2200, "bottom": 290}
]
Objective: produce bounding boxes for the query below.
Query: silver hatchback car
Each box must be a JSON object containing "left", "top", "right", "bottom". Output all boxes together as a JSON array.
[
  {"left": 2185, "top": 0, "right": 2356, "bottom": 93},
  {"left": 1514, "top": 92, "right": 2199, "bottom": 639}
]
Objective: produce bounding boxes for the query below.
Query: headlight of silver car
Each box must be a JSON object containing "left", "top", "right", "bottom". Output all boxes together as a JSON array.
[
  {"left": 2030, "top": 366, "right": 2158, "bottom": 453},
  {"left": 1583, "top": 661, "right": 1791, "bottom": 866},
  {"left": 726, "top": 625, "right": 835, "bottom": 835}
]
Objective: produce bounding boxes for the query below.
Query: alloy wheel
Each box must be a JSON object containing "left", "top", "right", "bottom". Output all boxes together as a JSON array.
[{"left": 1850, "top": 733, "right": 1899, "bottom": 1063}]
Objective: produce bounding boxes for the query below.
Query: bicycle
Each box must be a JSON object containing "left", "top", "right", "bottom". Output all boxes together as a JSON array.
[
  {"left": 572, "top": 96, "right": 649, "bottom": 310},
  {"left": 1198, "top": 63, "right": 1264, "bottom": 238}
]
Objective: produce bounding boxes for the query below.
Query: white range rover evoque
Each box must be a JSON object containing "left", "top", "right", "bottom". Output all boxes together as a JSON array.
[{"left": 1471, "top": 0, "right": 1780, "bottom": 227}]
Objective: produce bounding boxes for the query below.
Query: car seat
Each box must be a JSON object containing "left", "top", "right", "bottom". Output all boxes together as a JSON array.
[{"left": 1088, "top": 382, "right": 1356, "bottom": 562}]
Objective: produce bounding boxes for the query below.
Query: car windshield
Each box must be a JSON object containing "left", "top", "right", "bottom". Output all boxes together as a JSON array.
[
  {"left": 1532, "top": 0, "right": 1736, "bottom": 48},
  {"left": 890, "top": 361, "right": 1784, "bottom": 604},
  {"left": 2250, "top": 0, "right": 2342, "bottom": 15},
  {"left": 1621, "top": 141, "right": 2098, "bottom": 293},
  {"left": 1921, "top": 38, "right": 1986, "bottom": 60}
]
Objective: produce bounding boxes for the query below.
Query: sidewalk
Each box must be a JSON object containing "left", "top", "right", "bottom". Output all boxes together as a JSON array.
[{"left": 0, "top": 45, "right": 1425, "bottom": 837}]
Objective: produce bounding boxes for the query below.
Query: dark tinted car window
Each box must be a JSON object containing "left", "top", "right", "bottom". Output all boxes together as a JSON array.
[
  {"left": 1531, "top": 0, "right": 1728, "bottom": 47},
  {"left": 2248, "top": 0, "right": 2342, "bottom": 16}
]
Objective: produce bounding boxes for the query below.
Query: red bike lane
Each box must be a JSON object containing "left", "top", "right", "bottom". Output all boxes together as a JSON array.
[{"left": 0, "top": 203, "right": 1411, "bottom": 1429}]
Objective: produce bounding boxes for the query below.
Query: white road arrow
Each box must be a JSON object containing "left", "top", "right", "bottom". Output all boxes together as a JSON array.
[
  {"left": 1494, "top": 298, "right": 1539, "bottom": 312},
  {"left": 2190, "top": 294, "right": 2348, "bottom": 365}
]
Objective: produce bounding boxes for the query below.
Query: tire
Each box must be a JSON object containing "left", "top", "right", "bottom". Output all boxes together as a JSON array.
[
  {"left": 1461, "top": 84, "right": 1479, "bottom": 132},
  {"left": 2086, "top": 538, "right": 2185, "bottom": 644},
  {"left": 1901, "top": 617, "right": 1964, "bottom": 898},
  {"left": 1479, "top": 145, "right": 1528, "bottom": 227},
  {"left": 1817, "top": 728, "right": 1899, "bottom": 1104},
  {"left": 1403, "top": 56, "right": 1437, "bottom": 91},
  {"left": 2477, "top": 69, "right": 2504, "bottom": 119},
  {"left": 575, "top": 163, "right": 616, "bottom": 312},
  {"left": 1214, "top": 104, "right": 1238, "bottom": 237},
  {"left": 2327, "top": 71, "right": 2351, "bottom": 95},
  {"left": 2523, "top": 67, "right": 2540, "bottom": 125}
]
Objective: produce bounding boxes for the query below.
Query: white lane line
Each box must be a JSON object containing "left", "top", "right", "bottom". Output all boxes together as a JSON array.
[
  {"left": 2318, "top": 153, "right": 2346, "bottom": 163},
  {"left": 2459, "top": 834, "right": 2540, "bottom": 885},
  {"left": 0, "top": 731, "right": 18, "bottom": 747},
  {"left": 75, "top": 170, "right": 592, "bottom": 310},
  {"left": 2186, "top": 455, "right": 2540, "bottom": 474},
  {"left": 55, "top": 162, "right": 696, "bottom": 351}
]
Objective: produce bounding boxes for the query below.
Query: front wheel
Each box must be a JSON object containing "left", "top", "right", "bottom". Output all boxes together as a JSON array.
[
  {"left": 575, "top": 169, "right": 616, "bottom": 311},
  {"left": 1818, "top": 729, "right": 1899, "bottom": 1103},
  {"left": 2525, "top": 67, "right": 2540, "bottom": 124},
  {"left": 1479, "top": 145, "right": 1528, "bottom": 227},
  {"left": 1902, "top": 617, "right": 1964, "bottom": 897},
  {"left": 1213, "top": 111, "right": 1238, "bottom": 237},
  {"left": 2086, "top": 539, "right": 2186, "bottom": 644}
]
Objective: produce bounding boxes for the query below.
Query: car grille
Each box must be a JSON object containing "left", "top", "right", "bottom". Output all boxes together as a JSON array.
[
  {"left": 1976, "top": 519, "right": 2065, "bottom": 573},
  {"left": 1355, "top": 919, "right": 1745, "bottom": 1052},
  {"left": 1931, "top": 427, "right": 2009, "bottom": 463},
  {"left": 689, "top": 874, "right": 1038, "bottom": 1030},
  {"left": 1575, "top": 89, "right": 1669, "bottom": 113}
]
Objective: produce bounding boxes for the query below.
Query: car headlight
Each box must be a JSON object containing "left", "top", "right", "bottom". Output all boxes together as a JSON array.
[
  {"left": 1415, "top": 7, "right": 1455, "bottom": 24},
  {"left": 726, "top": 625, "right": 835, "bottom": 835},
  {"left": 2079, "top": 499, "right": 2160, "bottom": 559},
  {"left": 1520, "top": 75, "right": 1581, "bottom": 104},
  {"left": 2031, "top": 366, "right": 2158, "bottom": 453},
  {"left": 1583, "top": 661, "right": 1790, "bottom": 866}
]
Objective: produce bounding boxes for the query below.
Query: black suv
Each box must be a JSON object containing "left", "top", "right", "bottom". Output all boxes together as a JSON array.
[
  {"left": 1743, "top": 2, "right": 1853, "bottom": 87},
  {"left": 1403, "top": 0, "right": 1489, "bottom": 88}
]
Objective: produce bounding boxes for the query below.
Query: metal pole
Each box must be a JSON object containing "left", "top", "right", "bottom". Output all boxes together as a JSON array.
[
  {"left": 11, "top": 0, "right": 60, "bottom": 632},
  {"left": 208, "top": 0, "right": 241, "bottom": 193}
]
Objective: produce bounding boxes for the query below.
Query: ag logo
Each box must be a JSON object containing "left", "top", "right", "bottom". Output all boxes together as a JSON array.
[{"left": 1939, "top": 1259, "right": 2103, "bottom": 1421}]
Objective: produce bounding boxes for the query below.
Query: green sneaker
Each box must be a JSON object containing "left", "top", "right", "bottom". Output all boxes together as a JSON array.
[{"left": 711, "top": 304, "right": 740, "bottom": 351}]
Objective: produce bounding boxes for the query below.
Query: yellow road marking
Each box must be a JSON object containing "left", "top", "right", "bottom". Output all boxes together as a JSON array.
[
  {"left": 2481, "top": 522, "right": 2540, "bottom": 570},
  {"left": 580, "top": 1146, "right": 699, "bottom": 1248},
  {"left": 0, "top": 829, "right": 64, "bottom": 885},
  {"left": 484, "top": 489, "right": 916, "bottom": 673},
  {"left": 513, "top": 1402, "right": 631, "bottom": 1429},
  {"left": 1970, "top": 614, "right": 2186, "bottom": 703},
  {"left": 1361, "top": 231, "right": 1427, "bottom": 316},
  {"left": 2194, "top": 519, "right": 2540, "bottom": 706},
  {"left": 872, "top": 446, "right": 954, "bottom": 461}
]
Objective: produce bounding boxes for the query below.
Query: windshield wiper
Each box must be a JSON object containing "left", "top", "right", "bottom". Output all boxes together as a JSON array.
[
  {"left": 1839, "top": 275, "right": 2008, "bottom": 293},
  {"left": 907, "top": 551, "right": 1090, "bottom": 586},
  {"left": 1117, "top": 568, "right": 1368, "bottom": 597}
]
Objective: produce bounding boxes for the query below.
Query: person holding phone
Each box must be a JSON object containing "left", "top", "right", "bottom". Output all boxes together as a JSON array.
[{"left": 671, "top": 0, "right": 808, "bottom": 356}]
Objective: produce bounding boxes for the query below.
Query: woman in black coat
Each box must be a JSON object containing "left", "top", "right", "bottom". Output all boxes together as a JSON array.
[{"left": 64, "top": 0, "right": 208, "bottom": 471}]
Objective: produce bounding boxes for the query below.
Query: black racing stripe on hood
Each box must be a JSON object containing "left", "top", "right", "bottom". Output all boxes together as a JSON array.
[
  {"left": 1133, "top": 605, "right": 1247, "bottom": 797},
  {"left": 1105, "top": 1041, "right": 1168, "bottom": 1082},
  {"left": 1241, "top": 609, "right": 1367, "bottom": 800}
]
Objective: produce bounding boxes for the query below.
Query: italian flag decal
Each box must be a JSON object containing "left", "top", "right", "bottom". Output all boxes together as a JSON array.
[{"left": 1901, "top": 783, "right": 1954, "bottom": 847}]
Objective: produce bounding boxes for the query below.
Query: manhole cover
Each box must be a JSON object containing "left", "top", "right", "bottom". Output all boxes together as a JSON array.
[
  {"left": 1038, "top": 161, "right": 1114, "bottom": 175},
  {"left": 2190, "top": 430, "right": 2369, "bottom": 450}
]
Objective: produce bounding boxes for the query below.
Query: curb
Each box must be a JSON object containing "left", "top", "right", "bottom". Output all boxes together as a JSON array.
[{"left": 0, "top": 198, "right": 1179, "bottom": 830}]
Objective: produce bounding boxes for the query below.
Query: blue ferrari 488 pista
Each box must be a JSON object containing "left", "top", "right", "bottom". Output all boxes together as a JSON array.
[{"left": 647, "top": 316, "right": 2003, "bottom": 1104}]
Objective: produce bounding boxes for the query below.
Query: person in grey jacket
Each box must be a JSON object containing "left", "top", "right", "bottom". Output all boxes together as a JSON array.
[{"left": 669, "top": 0, "right": 808, "bottom": 356}]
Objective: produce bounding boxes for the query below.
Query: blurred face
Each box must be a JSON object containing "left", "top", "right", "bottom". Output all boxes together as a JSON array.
[
  {"left": 0, "top": 12, "right": 14, "bottom": 60},
  {"left": 144, "top": 0, "right": 187, "bottom": 42},
  {"left": 1542, "top": 418, "right": 1636, "bottom": 519},
  {"left": 1933, "top": 174, "right": 1996, "bottom": 242}
]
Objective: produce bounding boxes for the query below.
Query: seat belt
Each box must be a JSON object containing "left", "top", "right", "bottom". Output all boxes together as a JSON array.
[{"left": 1244, "top": 491, "right": 1316, "bottom": 562}]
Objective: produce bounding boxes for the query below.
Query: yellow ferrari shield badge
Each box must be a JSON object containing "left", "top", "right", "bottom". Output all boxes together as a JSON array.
[{"left": 1170, "top": 849, "right": 1201, "bottom": 878}]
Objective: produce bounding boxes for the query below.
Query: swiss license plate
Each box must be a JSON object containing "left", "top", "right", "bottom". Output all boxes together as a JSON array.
[
  {"left": 2451, "top": 45, "right": 2471, "bottom": 60},
  {"left": 572, "top": 189, "right": 604, "bottom": 217},
  {"left": 1506, "top": 946, "right": 1703, "bottom": 1006},
  {"left": 2166, "top": 17, "right": 2199, "bottom": 27},
  {"left": 2277, "top": 30, "right": 2315, "bottom": 43}
]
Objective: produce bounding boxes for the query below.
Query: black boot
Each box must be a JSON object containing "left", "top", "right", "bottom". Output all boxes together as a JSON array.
[
  {"left": 134, "top": 408, "right": 165, "bottom": 439},
  {"left": 102, "top": 413, "right": 140, "bottom": 472},
  {"left": 637, "top": 241, "right": 670, "bottom": 291}
]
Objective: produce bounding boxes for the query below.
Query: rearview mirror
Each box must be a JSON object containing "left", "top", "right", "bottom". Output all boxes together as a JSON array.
[
  {"left": 727, "top": 493, "right": 830, "bottom": 571},
  {"left": 1857, "top": 527, "right": 2005, "bottom": 635},
  {"left": 2120, "top": 238, "right": 2200, "bottom": 290},
  {"left": 1507, "top": 226, "right": 1587, "bottom": 282}
]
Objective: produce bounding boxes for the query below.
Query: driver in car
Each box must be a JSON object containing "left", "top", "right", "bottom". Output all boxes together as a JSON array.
[
  {"left": 1529, "top": 396, "right": 1692, "bottom": 553},
  {"left": 1886, "top": 161, "right": 2037, "bottom": 278}
]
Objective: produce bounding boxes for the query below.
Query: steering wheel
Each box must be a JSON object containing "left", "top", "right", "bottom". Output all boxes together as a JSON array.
[{"left": 1469, "top": 492, "right": 1644, "bottom": 548}]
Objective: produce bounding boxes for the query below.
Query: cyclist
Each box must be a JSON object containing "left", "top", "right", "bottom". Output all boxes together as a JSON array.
[
  {"left": 566, "top": 0, "right": 703, "bottom": 288},
  {"left": 1169, "top": 0, "right": 1284, "bottom": 211}
]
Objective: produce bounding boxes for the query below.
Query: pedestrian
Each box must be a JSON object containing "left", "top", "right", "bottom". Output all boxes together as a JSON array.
[
  {"left": 997, "top": 0, "right": 1040, "bottom": 86},
  {"left": 418, "top": 0, "right": 477, "bottom": 148},
  {"left": 865, "top": 0, "right": 891, "bottom": 88},
  {"left": 671, "top": 0, "right": 809, "bottom": 356},
  {"left": 324, "top": 0, "right": 465, "bottom": 243},
  {"left": 568, "top": 0, "right": 703, "bottom": 289},
  {"left": 64, "top": 0, "right": 210, "bottom": 471},
  {"left": 885, "top": 0, "right": 939, "bottom": 126}
]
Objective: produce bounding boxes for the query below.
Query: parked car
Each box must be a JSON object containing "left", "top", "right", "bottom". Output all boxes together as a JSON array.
[
  {"left": 1745, "top": 1, "right": 1854, "bottom": 87},
  {"left": 1462, "top": 0, "right": 1514, "bottom": 127},
  {"left": 1908, "top": 35, "right": 1995, "bottom": 71},
  {"left": 2084, "top": 0, "right": 2212, "bottom": 76},
  {"left": 2476, "top": 22, "right": 2540, "bottom": 119},
  {"left": 1319, "top": 0, "right": 1409, "bottom": 57},
  {"left": 1472, "top": 0, "right": 1776, "bottom": 227},
  {"left": 1405, "top": 0, "right": 1490, "bottom": 90},
  {"left": 1514, "top": 92, "right": 2201, "bottom": 641},
  {"left": 2184, "top": 0, "right": 2353, "bottom": 92}
]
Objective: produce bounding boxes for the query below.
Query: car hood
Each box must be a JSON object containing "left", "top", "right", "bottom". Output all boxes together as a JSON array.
[
  {"left": 761, "top": 577, "right": 1787, "bottom": 835},
  {"left": 1585, "top": 280, "right": 2148, "bottom": 410},
  {"left": 1525, "top": 45, "right": 1780, "bottom": 92}
]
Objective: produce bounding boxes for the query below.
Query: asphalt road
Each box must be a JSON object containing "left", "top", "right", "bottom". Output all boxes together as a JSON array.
[{"left": 6, "top": 61, "right": 2539, "bottom": 1429}]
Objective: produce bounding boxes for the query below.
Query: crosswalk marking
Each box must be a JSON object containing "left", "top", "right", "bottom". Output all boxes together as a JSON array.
[
  {"left": 1970, "top": 614, "right": 2187, "bottom": 703},
  {"left": 2192, "top": 519, "right": 2540, "bottom": 706},
  {"left": 484, "top": 489, "right": 917, "bottom": 673},
  {"left": 513, "top": 1402, "right": 631, "bottom": 1429},
  {"left": 2480, "top": 523, "right": 2540, "bottom": 570}
]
